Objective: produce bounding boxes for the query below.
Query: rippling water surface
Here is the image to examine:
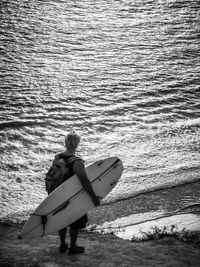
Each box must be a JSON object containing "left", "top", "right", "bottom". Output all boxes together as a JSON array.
[{"left": 0, "top": 0, "right": 200, "bottom": 234}]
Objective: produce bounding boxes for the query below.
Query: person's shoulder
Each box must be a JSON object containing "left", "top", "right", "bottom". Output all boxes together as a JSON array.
[
  {"left": 73, "top": 157, "right": 85, "bottom": 169},
  {"left": 72, "top": 156, "right": 84, "bottom": 164},
  {"left": 57, "top": 154, "right": 82, "bottom": 162}
]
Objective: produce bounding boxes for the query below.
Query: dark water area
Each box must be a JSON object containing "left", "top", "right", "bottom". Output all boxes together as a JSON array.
[{"left": 0, "top": 0, "right": 200, "bottom": 240}]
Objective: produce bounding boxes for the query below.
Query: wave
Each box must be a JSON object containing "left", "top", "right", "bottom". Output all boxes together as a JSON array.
[
  {"left": 87, "top": 208, "right": 200, "bottom": 243},
  {"left": 0, "top": 120, "right": 45, "bottom": 131},
  {"left": 105, "top": 174, "right": 200, "bottom": 205}
]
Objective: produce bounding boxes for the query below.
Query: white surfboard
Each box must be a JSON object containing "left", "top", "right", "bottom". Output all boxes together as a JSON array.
[{"left": 20, "top": 157, "right": 123, "bottom": 239}]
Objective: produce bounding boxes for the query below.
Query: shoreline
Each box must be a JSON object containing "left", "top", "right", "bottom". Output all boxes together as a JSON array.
[
  {"left": 2, "top": 179, "right": 200, "bottom": 226},
  {"left": 0, "top": 223, "right": 200, "bottom": 267},
  {"left": 1, "top": 187, "right": 200, "bottom": 244}
]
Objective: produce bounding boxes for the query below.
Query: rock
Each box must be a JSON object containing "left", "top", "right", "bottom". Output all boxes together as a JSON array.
[{"left": 16, "top": 178, "right": 22, "bottom": 183}]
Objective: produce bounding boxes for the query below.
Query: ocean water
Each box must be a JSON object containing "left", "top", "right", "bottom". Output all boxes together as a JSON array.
[{"left": 0, "top": 0, "right": 200, "bottom": 240}]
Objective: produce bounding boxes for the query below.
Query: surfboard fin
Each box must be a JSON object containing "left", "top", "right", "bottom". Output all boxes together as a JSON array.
[
  {"left": 31, "top": 213, "right": 48, "bottom": 237},
  {"left": 110, "top": 181, "right": 117, "bottom": 186}
]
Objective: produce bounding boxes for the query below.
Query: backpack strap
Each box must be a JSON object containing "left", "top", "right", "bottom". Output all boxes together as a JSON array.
[{"left": 57, "top": 154, "right": 84, "bottom": 165}]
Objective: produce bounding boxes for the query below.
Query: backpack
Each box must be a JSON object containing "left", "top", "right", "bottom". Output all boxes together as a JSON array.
[{"left": 45, "top": 154, "right": 81, "bottom": 194}]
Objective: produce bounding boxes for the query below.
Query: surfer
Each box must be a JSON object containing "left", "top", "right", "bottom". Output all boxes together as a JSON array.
[{"left": 56, "top": 132, "right": 100, "bottom": 254}]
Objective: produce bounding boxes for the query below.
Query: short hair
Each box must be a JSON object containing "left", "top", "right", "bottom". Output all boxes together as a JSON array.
[{"left": 65, "top": 132, "right": 80, "bottom": 149}]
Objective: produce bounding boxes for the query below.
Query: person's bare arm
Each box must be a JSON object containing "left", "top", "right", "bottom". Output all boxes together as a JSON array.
[{"left": 73, "top": 160, "right": 100, "bottom": 206}]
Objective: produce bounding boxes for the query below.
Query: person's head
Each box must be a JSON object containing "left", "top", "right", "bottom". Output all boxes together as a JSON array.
[{"left": 65, "top": 131, "right": 80, "bottom": 151}]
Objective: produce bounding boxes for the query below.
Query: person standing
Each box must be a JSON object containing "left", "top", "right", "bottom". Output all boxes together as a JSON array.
[{"left": 46, "top": 132, "right": 100, "bottom": 254}]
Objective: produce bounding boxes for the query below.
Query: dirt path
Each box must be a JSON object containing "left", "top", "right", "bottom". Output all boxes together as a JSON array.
[{"left": 0, "top": 223, "right": 200, "bottom": 267}]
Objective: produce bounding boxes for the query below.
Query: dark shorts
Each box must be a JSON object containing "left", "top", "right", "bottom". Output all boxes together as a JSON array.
[{"left": 70, "top": 214, "right": 88, "bottom": 230}]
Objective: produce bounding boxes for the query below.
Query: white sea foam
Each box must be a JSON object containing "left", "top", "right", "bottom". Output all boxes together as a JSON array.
[{"left": 88, "top": 212, "right": 200, "bottom": 241}]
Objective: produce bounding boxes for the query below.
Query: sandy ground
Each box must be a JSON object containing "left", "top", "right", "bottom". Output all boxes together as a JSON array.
[{"left": 0, "top": 223, "right": 200, "bottom": 267}]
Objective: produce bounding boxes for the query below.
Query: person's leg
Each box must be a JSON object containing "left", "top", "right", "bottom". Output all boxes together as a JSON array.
[
  {"left": 69, "top": 228, "right": 79, "bottom": 247},
  {"left": 58, "top": 227, "right": 68, "bottom": 252},
  {"left": 68, "top": 228, "right": 84, "bottom": 254},
  {"left": 68, "top": 215, "right": 87, "bottom": 254}
]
